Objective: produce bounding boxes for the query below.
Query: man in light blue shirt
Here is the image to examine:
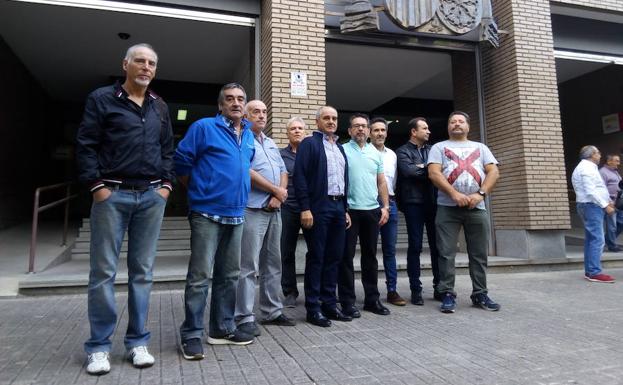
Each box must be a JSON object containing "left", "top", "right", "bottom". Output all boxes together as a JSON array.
[
  {"left": 235, "top": 100, "right": 296, "bottom": 336},
  {"left": 338, "top": 113, "right": 391, "bottom": 317}
]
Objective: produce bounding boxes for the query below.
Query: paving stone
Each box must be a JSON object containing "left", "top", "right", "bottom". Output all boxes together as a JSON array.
[{"left": 2, "top": 270, "right": 623, "bottom": 384}]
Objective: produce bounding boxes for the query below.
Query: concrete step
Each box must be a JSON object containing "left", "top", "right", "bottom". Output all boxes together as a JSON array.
[
  {"left": 19, "top": 248, "right": 623, "bottom": 295},
  {"left": 77, "top": 216, "right": 412, "bottom": 234},
  {"left": 70, "top": 241, "right": 414, "bottom": 260},
  {"left": 71, "top": 215, "right": 427, "bottom": 260}
]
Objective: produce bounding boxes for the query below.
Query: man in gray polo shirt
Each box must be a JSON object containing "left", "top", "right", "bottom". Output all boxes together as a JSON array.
[{"left": 235, "top": 100, "right": 296, "bottom": 336}]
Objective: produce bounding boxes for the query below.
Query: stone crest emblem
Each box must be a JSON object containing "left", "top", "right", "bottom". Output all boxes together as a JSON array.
[
  {"left": 384, "top": 0, "right": 483, "bottom": 35},
  {"left": 436, "top": 0, "right": 483, "bottom": 34},
  {"left": 384, "top": 0, "right": 440, "bottom": 29}
]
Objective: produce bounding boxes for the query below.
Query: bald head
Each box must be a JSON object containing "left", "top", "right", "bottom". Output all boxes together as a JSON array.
[{"left": 245, "top": 100, "right": 267, "bottom": 134}]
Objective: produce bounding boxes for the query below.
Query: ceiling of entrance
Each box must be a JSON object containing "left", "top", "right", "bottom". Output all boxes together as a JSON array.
[
  {"left": 326, "top": 42, "right": 454, "bottom": 111},
  {"left": 0, "top": 1, "right": 253, "bottom": 102}
]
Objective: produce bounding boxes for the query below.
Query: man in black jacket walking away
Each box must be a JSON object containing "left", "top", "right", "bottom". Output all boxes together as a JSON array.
[{"left": 396, "top": 117, "right": 440, "bottom": 305}]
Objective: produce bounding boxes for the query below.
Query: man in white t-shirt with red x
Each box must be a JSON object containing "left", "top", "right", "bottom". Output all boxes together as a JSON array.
[{"left": 427, "top": 111, "right": 500, "bottom": 314}]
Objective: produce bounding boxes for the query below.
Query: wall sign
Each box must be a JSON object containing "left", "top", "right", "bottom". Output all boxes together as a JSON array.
[
  {"left": 290, "top": 72, "right": 307, "bottom": 97},
  {"left": 602, "top": 113, "right": 623, "bottom": 134}
]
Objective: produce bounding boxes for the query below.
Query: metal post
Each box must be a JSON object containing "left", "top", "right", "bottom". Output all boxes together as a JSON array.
[
  {"left": 475, "top": 45, "right": 497, "bottom": 256},
  {"left": 29, "top": 189, "right": 41, "bottom": 273},
  {"left": 62, "top": 184, "right": 70, "bottom": 246},
  {"left": 254, "top": 16, "right": 261, "bottom": 100}
]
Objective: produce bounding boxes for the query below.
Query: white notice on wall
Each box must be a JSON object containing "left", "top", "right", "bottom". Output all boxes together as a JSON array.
[{"left": 290, "top": 72, "right": 307, "bottom": 96}]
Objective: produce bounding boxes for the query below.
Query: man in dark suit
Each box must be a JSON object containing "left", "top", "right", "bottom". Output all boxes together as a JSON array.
[{"left": 294, "top": 106, "right": 352, "bottom": 327}]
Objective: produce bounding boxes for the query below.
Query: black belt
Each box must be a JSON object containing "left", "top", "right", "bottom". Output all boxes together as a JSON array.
[
  {"left": 104, "top": 181, "right": 160, "bottom": 191},
  {"left": 389, "top": 196, "right": 396, "bottom": 201},
  {"left": 328, "top": 195, "right": 344, "bottom": 201},
  {"left": 247, "top": 207, "right": 280, "bottom": 213}
]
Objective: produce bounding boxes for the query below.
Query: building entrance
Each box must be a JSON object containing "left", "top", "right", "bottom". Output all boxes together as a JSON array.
[
  {"left": 325, "top": 41, "right": 458, "bottom": 148},
  {"left": 0, "top": 0, "right": 257, "bottom": 226}
]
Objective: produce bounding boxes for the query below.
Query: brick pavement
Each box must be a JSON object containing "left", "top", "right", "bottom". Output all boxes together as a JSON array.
[{"left": 1, "top": 268, "right": 623, "bottom": 385}]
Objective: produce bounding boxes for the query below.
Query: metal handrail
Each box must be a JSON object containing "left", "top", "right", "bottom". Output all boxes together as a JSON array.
[{"left": 29, "top": 182, "right": 80, "bottom": 273}]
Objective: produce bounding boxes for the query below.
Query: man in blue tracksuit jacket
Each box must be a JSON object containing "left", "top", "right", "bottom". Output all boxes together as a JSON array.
[
  {"left": 174, "top": 83, "right": 256, "bottom": 360},
  {"left": 294, "top": 106, "right": 352, "bottom": 327}
]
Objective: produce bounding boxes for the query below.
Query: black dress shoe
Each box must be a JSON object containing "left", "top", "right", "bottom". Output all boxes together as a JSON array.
[
  {"left": 341, "top": 305, "right": 361, "bottom": 319},
  {"left": 411, "top": 291, "right": 424, "bottom": 306},
  {"left": 433, "top": 290, "right": 444, "bottom": 302},
  {"left": 363, "top": 300, "right": 390, "bottom": 315},
  {"left": 322, "top": 308, "right": 352, "bottom": 322},
  {"left": 306, "top": 311, "right": 331, "bottom": 327}
]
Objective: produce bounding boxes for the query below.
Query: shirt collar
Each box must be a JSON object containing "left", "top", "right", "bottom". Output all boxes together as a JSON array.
[
  {"left": 348, "top": 139, "right": 367, "bottom": 150},
  {"left": 220, "top": 114, "right": 236, "bottom": 128},
  {"left": 216, "top": 114, "right": 251, "bottom": 134},
  {"left": 408, "top": 140, "right": 426, "bottom": 149},
  {"left": 253, "top": 131, "right": 266, "bottom": 141},
  {"left": 320, "top": 131, "right": 339, "bottom": 143},
  {"left": 113, "top": 81, "right": 158, "bottom": 100},
  {"left": 581, "top": 159, "right": 598, "bottom": 169}
]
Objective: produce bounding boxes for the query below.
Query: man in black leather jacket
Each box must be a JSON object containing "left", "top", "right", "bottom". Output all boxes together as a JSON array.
[{"left": 395, "top": 117, "right": 441, "bottom": 305}]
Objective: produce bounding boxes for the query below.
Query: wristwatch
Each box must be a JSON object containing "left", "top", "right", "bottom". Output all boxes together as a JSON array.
[{"left": 478, "top": 190, "right": 486, "bottom": 197}]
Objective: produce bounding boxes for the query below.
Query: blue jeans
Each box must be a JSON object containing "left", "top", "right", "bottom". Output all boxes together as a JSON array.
[
  {"left": 402, "top": 203, "right": 440, "bottom": 293},
  {"left": 379, "top": 200, "right": 398, "bottom": 292},
  {"left": 180, "top": 213, "right": 242, "bottom": 341},
  {"left": 577, "top": 202, "right": 605, "bottom": 276},
  {"left": 604, "top": 209, "right": 623, "bottom": 250},
  {"left": 84, "top": 187, "right": 166, "bottom": 354}
]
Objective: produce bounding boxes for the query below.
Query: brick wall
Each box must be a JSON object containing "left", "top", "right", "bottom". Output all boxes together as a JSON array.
[
  {"left": 451, "top": 51, "right": 481, "bottom": 142},
  {"left": 481, "top": 0, "right": 570, "bottom": 230},
  {"left": 260, "top": 0, "right": 326, "bottom": 145},
  {"left": 554, "top": 0, "right": 623, "bottom": 12}
]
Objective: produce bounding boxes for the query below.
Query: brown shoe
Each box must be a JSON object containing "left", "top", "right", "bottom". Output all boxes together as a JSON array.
[{"left": 387, "top": 291, "right": 406, "bottom": 306}]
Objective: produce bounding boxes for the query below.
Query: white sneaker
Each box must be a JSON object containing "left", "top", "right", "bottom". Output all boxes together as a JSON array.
[
  {"left": 127, "top": 346, "right": 155, "bottom": 368},
  {"left": 86, "top": 351, "right": 110, "bottom": 375}
]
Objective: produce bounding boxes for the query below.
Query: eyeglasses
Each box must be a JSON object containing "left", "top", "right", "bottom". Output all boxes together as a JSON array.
[{"left": 351, "top": 124, "right": 368, "bottom": 129}]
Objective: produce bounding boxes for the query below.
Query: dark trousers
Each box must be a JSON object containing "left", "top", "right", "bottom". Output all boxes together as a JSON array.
[
  {"left": 302, "top": 200, "right": 346, "bottom": 313},
  {"left": 402, "top": 203, "right": 440, "bottom": 293},
  {"left": 280, "top": 206, "right": 301, "bottom": 298},
  {"left": 339, "top": 208, "right": 381, "bottom": 307}
]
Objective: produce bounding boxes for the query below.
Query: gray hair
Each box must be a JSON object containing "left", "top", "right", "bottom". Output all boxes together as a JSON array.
[
  {"left": 124, "top": 43, "right": 158, "bottom": 64},
  {"left": 218, "top": 83, "right": 247, "bottom": 107},
  {"left": 579, "top": 145, "right": 599, "bottom": 160},
  {"left": 244, "top": 99, "right": 265, "bottom": 114},
  {"left": 286, "top": 116, "right": 306, "bottom": 129},
  {"left": 315, "top": 106, "right": 337, "bottom": 119}
]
